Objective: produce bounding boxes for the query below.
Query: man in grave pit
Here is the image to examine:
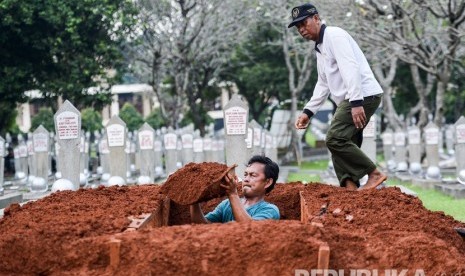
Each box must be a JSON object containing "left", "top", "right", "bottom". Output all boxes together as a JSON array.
[{"left": 190, "top": 155, "right": 280, "bottom": 223}]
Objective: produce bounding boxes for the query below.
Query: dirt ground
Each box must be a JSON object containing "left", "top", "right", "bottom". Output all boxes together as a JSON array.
[{"left": 0, "top": 162, "right": 464, "bottom": 275}]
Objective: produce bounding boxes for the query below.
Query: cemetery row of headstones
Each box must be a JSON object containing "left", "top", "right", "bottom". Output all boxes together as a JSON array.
[
  {"left": 322, "top": 113, "right": 465, "bottom": 191},
  {"left": 1, "top": 95, "right": 279, "bottom": 194},
  {"left": 378, "top": 116, "right": 465, "bottom": 186}
]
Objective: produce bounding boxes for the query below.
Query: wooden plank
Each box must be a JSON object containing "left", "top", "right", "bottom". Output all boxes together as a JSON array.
[
  {"left": 300, "top": 191, "right": 308, "bottom": 223},
  {"left": 126, "top": 213, "right": 154, "bottom": 230},
  {"left": 317, "top": 243, "right": 330, "bottom": 271},
  {"left": 161, "top": 196, "right": 170, "bottom": 226},
  {"left": 108, "top": 238, "right": 121, "bottom": 269}
]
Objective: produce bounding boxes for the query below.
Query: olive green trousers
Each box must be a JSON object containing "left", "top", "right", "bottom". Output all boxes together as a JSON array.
[{"left": 325, "top": 94, "right": 382, "bottom": 187}]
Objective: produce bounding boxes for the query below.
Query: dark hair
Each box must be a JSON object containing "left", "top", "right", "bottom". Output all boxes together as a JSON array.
[{"left": 247, "top": 155, "right": 279, "bottom": 193}]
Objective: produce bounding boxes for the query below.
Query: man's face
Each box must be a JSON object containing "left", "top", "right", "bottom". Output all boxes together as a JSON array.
[
  {"left": 242, "top": 162, "right": 272, "bottom": 198},
  {"left": 296, "top": 16, "right": 319, "bottom": 41}
]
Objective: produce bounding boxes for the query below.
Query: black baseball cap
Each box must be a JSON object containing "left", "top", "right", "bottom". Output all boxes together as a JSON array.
[{"left": 287, "top": 3, "right": 318, "bottom": 28}]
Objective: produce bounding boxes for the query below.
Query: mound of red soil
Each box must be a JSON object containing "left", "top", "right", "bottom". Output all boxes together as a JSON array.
[
  {"left": 0, "top": 185, "right": 164, "bottom": 275},
  {"left": 300, "top": 184, "right": 465, "bottom": 272},
  {"left": 161, "top": 162, "right": 235, "bottom": 205},
  {"left": 0, "top": 180, "right": 464, "bottom": 275},
  {"left": 61, "top": 220, "right": 326, "bottom": 275}
]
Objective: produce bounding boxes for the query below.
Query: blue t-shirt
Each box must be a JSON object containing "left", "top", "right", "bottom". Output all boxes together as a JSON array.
[{"left": 205, "top": 198, "right": 280, "bottom": 223}]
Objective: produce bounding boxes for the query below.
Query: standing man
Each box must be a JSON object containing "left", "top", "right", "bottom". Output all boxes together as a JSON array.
[
  {"left": 190, "top": 155, "right": 280, "bottom": 223},
  {"left": 289, "top": 3, "right": 387, "bottom": 190}
]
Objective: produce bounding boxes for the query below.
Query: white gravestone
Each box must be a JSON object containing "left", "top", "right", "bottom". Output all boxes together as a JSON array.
[
  {"left": 79, "top": 132, "right": 86, "bottom": 174},
  {"left": 381, "top": 129, "right": 395, "bottom": 171},
  {"left": 218, "top": 139, "right": 226, "bottom": 163},
  {"left": 13, "top": 147, "right": 21, "bottom": 178},
  {"left": 223, "top": 93, "right": 249, "bottom": 176},
  {"left": 27, "top": 134, "right": 35, "bottom": 177},
  {"left": 181, "top": 133, "right": 194, "bottom": 164},
  {"left": 407, "top": 126, "right": 422, "bottom": 165},
  {"left": 193, "top": 133, "right": 204, "bottom": 163},
  {"left": 445, "top": 125, "right": 455, "bottom": 155},
  {"left": 176, "top": 138, "right": 183, "bottom": 167},
  {"left": 0, "top": 136, "right": 5, "bottom": 194},
  {"left": 98, "top": 134, "right": 110, "bottom": 174},
  {"left": 245, "top": 126, "right": 254, "bottom": 160},
  {"left": 394, "top": 128, "right": 408, "bottom": 172},
  {"left": 164, "top": 128, "right": 178, "bottom": 175},
  {"left": 424, "top": 122, "right": 440, "bottom": 167},
  {"left": 264, "top": 132, "right": 273, "bottom": 159},
  {"left": 361, "top": 115, "right": 377, "bottom": 163},
  {"left": 203, "top": 137, "right": 213, "bottom": 162},
  {"left": 33, "top": 125, "right": 50, "bottom": 180},
  {"left": 271, "top": 136, "right": 278, "bottom": 164},
  {"left": 54, "top": 100, "right": 81, "bottom": 190},
  {"left": 138, "top": 123, "right": 155, "bottom": 182},
  {"left": 18, "top": 136, "right": 28, "bottom": 177},
  {"left": 423, "top": 121, "right": 441, "bottom": 180},
  {"left": 249, "top": 120, "right": 263, "bottom": 156},
  {"left": 105, "top": 115, "right": 128, "bottom": 183},
  {"left": 153, "top": 135, "right": 164, "bottom": 176},
  {"left": 454, "top": 116, "right": 465, "bottom": 183},
  {"left": 211, "top": 138, "right": 220, "bottom": 163}
]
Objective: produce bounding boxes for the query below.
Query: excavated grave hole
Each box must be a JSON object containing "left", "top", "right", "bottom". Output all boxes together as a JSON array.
[{"left": 0, "top": 162, "right": 465, "bottom": 275}]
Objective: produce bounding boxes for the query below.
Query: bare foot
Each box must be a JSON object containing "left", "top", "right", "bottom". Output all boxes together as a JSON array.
[
  {"left": 359, "top": 169, "right": 387, "bottom": 190},
  {"left": 344, "top": 179, "right": 358, "bottom": 191}
]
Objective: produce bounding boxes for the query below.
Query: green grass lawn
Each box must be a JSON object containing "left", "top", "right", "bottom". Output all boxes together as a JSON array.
[
  {"left": 288, "top": 160, "right": 465, "bottom": 222},
  {"left": 287, "top": 172, "right": 321, "bottom": 183},
  {"left": 288, "top": 159, "right": 329, "bottom": 171}
]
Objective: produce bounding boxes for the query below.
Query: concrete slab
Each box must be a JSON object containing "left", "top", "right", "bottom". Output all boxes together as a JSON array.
[
  {"left": 411, "top": 178, "right": 441, "bottom": 189},
  {"left": 396, "top": 174, "right": 412, "bottom": 183},
  {"left": 393, "top": 185, "right": 417, "bottom": 197},
  {"left": 441, "top": 184, "right": 465, "bottom": 199},
  {"left": 0, "top": 191, "right": 23, "bottom": 209},
  {"left": 22, "top": 191, "right": 52, "bottom": 201}
]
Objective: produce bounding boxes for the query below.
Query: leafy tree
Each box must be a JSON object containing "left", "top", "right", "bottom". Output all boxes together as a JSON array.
[
  {"left": 220, "top": 24, "right": 290, "bottom": 126},
  {"left": 0, "top": 0, "right": 138, "bottom": 133},
  {"left": 81, "top": 108, "right": 103, "bottom": 133},
  {"left": 30, "top": 108, "right": 54, "bottom": 132},
  {"left": 0, "top": 103, "right": 18, "bottom": 136},
  {"left": 145, "top": 108, "right": 167, "bottom": 130},
  {"left": 128, "top": 0, "right": 255, "bottom": 136},
  {"left": 119, "top": 103, "right": 144, "bottom": 131}
]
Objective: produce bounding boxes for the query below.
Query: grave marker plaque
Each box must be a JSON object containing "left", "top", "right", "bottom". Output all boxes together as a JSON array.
[
  {"left": 164, "top": 128, "right": 178, "bottom": 175},
  {"left": 223, "top": 94, "right": 249, "bottom": 176},
  {"left": 105, "top": 115, "right": 127, "bottom": 182},
  {"left": 381, "top": 129, "right": 394, "bottom": 162},
  {"left": 454, "top": 116, "right": 465, "bottom": 177},
  {"left": 203, "top": 137, "right": 212, "bottom": 162},
  {"left": 54, "top": 100, "right": 81, "bottom": 189},
  {"left": 27, "top": 136, "right": 35, "bottom": 176},
  {"left": 249, "top": 120, "right": 263, "bottom": 156},
  {"left": 408, "top": 126, "right": 422, "bottom": 165},
  {"left": 246, "top": 127, "right": 253, "bottom": 159},
  {"left": 361, "top": 115, "right": 377, "bottom": 163},
  {"left": 99, "top": 134, "right": 110, "bottom": 174},
  {"left": 33, "top": 125, "right": 50, "bottom": 181},
  {"left": 193, "top": 136, "right": 204, "bottom": 163},
  {"left": 424, "top": 122, "right": 439, "bottom": 167},
  {"left": 181, "top": 133, "right": 194, "bottom": 164},
  {"left": 394, "top": 128, "right": 407, "bottom": 171},
  {"left": 0, "top": 136, "right": 4, "bottom": 192},
  {"left": 138, "top": 123, "right": 155, "bottom": 181}
]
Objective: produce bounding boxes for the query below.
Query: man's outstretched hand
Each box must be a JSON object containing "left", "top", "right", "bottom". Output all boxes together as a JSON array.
[
  {"left": 220, "top": 173, "right": 238, "bottom": 196},
  {"left": 295, "top": 113, "right": 310, "bottom": 129}
]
